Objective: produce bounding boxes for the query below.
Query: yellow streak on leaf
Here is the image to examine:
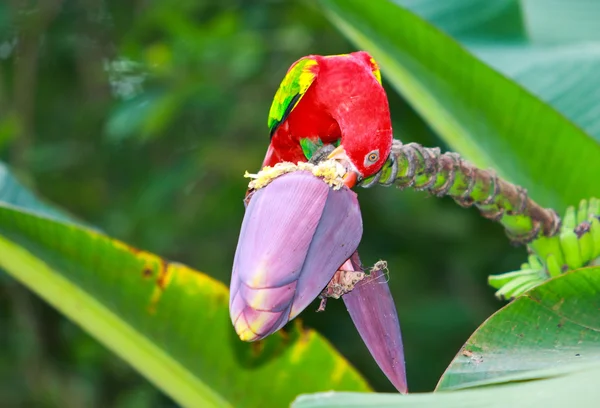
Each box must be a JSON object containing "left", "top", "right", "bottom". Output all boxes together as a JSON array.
[
  {"left": 148, "top": 263, "right": 174, "bottom": 314},
  {"left": 289, "top": 330, "right": 313, "bottom": 363},
  {"left": 331, "top": 357, "right": 349, "bottom": 384},
  {"left": 171, "top": 262, "right": 229, "bottom": 297}
]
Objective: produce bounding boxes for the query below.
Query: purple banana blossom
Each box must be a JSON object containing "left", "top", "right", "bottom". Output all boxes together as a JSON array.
[
  {"left": 230, "top": 168, "right": 408, "bottom": 394},
  {"left": 230, "top": 171, "right": 362, "bottom": 341},
  {"left": 343, "top": 253, "right": 408, "bottom": 394}
]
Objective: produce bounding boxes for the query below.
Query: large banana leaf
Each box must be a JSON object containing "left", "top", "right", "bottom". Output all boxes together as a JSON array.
[
  {"left": 437, "top": 266, "right": 600, "bottom": 390},
  {"left": 292, "top": 362, "right": 600, "bottom": 408},
  {"left": 392, "top": 0, "right": 522, "bottom": 38},
  {"left": 0, "top": 163, "right": 370, "bottom": 407},
  {"left": 320, "top": 0, "right": 600, "bottom": 212},
  {"left": 293, "top": 266, "right": 600, "bottom": 407},
  {"left": 470, "top": 43, "right": 600, "bottom": 142},
  {"left": 520, "top": 0, "right": 600, "bottom": 43},
  {"left": 396, "top": 0, "right": 600, "bottom": 144}
]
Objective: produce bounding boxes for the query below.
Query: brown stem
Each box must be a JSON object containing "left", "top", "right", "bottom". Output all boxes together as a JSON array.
[{"left": 362, "top": 140, "right": 561, "bottom": 245}]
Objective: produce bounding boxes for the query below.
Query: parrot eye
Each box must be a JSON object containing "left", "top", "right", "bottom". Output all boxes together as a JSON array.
[{"left": 364, "top": 150, "right": 380, "bottom": 167}]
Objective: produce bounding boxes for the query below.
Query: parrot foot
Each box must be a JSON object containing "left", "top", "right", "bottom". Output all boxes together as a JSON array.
[{"left": 309, "top": 144, "right": 336, "bottom": 165}]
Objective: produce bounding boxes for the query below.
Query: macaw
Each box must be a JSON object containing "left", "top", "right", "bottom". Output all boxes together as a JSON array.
[{"left": 264, "top": 51, "right": 393, "bottom": 187}]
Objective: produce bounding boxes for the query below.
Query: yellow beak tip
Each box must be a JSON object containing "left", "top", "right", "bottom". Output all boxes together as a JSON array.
[{"left": 327, "top": 144, "right": 347, "bottom": 160}]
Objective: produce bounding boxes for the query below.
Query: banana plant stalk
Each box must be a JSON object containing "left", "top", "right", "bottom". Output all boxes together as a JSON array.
[
  {"left": 362, "top": 140, "right": 561, "bottom": 244},
  {"left": 363, "top": 140, "right": 600, "bottom": 299}
]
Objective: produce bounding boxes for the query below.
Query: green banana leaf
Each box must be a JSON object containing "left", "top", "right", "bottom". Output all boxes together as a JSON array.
[
  {"left": 0, "top": 163, "right": 370, "bottom": 407},
  {"left": 396, "top": 0, "right": 600, "bottom": 144},
  {"left": 520, "top": 0, "right": 600, "bottom": 43},
  {"left": 470, "top": 42, "right": 600, "bottom": 143},
  {"left": 437, "top": 265, "right": 600, "bottom": 390},
  {"left": 392, "top": 0, "right": 523, "bottom": 39},
  {"left": 293, "top": 266, "right": 600, "bottom": 407},
  {"left": 292, "top": 362, "right": 600, "bottom": 408},
  {"left": 320, "top": 0, "right": 600, "bottom": 212}
]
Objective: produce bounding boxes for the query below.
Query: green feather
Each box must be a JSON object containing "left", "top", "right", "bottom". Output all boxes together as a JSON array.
[
  {"left": 268, "top": 57, "right": 319, "bottom": 137},
  {"left": 299, "top": 138, "right": 324, "bottom": 160}
]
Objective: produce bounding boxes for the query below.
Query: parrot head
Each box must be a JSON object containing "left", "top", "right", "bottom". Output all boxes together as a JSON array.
[
  {"left": 324, "top": 52, "right": 393, "bottom": 188},
  {"left": 327, "top": 124, "right": 393, "bottom": 188}
]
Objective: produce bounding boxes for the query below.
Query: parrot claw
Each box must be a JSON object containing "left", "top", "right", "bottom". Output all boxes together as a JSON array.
[{"left": 309, "top": 144, "right": 336, "bottom": 164}]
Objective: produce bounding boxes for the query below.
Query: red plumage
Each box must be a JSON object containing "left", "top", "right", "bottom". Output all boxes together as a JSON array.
[{"left": 264, "top": 51, "right": 393, "bottom": 181}]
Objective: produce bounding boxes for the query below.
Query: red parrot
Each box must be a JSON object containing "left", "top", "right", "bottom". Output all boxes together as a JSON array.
[
  {"left": 232, "top": 51, "right": 408, "bottom": 393},
  {"left": 264, "top": 51, "right": 393, "bottom": 186}
]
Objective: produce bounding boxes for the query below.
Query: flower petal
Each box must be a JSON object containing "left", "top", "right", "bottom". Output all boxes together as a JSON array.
[
  {"left": 230, "top": 171, "right": 362, "bottom": 341},
  {"left": 290, "top": 188, "right": 362, "bottom": 318},
  {"left": 236, "top": 172, "right": 329, "bottom": 289},
  {"left": 343, "top": 255, "right": 408, "bottom": 394}
]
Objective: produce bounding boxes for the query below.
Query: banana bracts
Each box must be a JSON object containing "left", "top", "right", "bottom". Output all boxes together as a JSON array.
[{"left": 229, "top": 163, "right": 408, "bottom": 393}]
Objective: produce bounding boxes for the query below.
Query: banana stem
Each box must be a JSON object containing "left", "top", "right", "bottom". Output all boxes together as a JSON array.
[
  {"left": 360, "top": 140, "right": 599, "bottom": 300},
  {"left": 361, "top": 140, "right": 561, "bottom": 245}
]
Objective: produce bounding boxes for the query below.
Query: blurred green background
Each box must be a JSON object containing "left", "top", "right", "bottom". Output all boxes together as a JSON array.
[{"left": 0, "top": 0, "right": 524, "bottom": 406}]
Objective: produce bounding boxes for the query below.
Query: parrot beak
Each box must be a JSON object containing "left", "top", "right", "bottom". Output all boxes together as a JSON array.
[{"left": 327, "top": 145, "right": 360, "bottom": 188}]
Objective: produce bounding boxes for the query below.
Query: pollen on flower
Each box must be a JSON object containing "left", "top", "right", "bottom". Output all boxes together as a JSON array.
[{"left": 244, "top": 160, "right": 346, "bottom": 191}]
